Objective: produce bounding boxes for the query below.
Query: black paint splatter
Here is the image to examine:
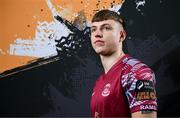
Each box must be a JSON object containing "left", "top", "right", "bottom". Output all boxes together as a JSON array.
[{"left": 54, "top": 15, "right": 91, "bottom": 60}]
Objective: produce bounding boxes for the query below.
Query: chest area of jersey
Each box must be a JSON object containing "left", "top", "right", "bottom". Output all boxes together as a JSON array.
[{"left": 92, "top": 73, "right": 123, "bottom": 103}]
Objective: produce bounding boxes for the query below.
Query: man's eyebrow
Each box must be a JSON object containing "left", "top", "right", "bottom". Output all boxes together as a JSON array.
[
  {"left": 91, "top": 26, "right": 97, "bottom": 28},
  {"left": 101, "top": 23, "right": 111, "bottom": 27}
]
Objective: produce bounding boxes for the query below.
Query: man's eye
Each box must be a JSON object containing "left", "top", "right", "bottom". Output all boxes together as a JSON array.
[
  {"left": 104, "top": 26, "right": 112, "bottom": 30},
  {"left": 91, "top": 28, "right": 96, "bottom": 32}
]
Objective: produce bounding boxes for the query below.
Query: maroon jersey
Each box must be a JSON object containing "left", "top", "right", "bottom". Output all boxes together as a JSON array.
[{"left": 90, "top": 54, "right": 157, "bottom": 117}]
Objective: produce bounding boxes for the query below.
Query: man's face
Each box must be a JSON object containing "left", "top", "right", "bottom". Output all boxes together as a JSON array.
[{"left": 90, "top": 20, "right": 124, "bottom": 56}]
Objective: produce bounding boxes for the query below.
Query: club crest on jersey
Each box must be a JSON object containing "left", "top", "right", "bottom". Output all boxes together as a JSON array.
[{"left": 101, "top": 83, "right": 111, "bottom": 97}]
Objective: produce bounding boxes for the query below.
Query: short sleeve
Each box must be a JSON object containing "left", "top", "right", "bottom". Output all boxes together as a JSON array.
[{"left": 121, "top": 65, "right": 157, "bottom": 113}]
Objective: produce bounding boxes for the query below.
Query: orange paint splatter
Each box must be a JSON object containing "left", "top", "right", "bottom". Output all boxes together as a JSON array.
[{"left": 0, "top": 0, "right": 124, "bottom": 72}]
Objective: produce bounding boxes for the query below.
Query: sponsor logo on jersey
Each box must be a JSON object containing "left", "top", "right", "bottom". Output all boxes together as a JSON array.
[
  {"left": 137, "top": 92, "right": 156, "bottom": 100},
  {"left": 137, "top": 80, "right": 144, "bottom": 90},
  {"left": 95, "top": 111, "right": 99, "bottom": 118},
  {"left": 136, "top": 80, "right": 156, "bottom": 100},
  {"left": 140, "top": 104, "right": 157, "bottom": 110},
  {"left": 101, "top": 83, "right": 111, "bottom": 97}
]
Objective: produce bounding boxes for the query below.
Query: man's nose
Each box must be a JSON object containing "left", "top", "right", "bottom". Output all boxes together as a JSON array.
[{"left": 94, "top": 30, "right": 103, "bottom": 38}]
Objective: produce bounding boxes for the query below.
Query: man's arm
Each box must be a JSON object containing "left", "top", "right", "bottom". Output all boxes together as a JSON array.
[
  {"left": 121, "top": 63, "right": 157, "bottom": 118},
  {"left": 132, "top": 111, "right": 157, "bottom": 118}
]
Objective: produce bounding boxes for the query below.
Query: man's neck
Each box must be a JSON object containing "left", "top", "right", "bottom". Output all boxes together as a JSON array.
[{"left": 100, "top": 51, "right": 125, "bottom": 74}]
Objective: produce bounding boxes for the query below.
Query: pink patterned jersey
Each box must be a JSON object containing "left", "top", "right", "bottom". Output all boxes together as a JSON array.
[{"left": 90, "top": 54, "right": 157, "bottom": 117}]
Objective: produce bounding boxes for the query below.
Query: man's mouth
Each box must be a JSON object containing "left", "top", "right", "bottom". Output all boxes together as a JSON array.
[{"left": 94, "top": 40, "right": 104, "bottom": 44}]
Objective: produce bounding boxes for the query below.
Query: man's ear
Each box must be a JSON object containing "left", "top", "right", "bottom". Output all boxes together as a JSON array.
[{"left": 119, "top": 31, "right": 126, "bottom": 42}]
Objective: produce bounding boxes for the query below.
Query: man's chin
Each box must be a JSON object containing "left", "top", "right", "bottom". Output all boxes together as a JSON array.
[
  {"left": 96, "top": 51, "right": 111, "bottom": 56},
  {"left": 94, "top": 50, "right": 103, "bottom": 54},
  {"left": 94, "top": 48, "right": 111, "bottom": 55}
]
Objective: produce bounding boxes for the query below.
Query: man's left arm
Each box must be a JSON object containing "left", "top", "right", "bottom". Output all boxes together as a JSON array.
[
  {"left": 122, "top": 65, "right": 157, "bottom": 118},
  {"left": 132, "top": 111, "right": 157, "bottom": 118}
]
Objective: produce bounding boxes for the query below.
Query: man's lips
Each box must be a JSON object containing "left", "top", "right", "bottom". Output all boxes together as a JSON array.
[{"left": 94, "top": 40, "right": 104, "bottom": 44}]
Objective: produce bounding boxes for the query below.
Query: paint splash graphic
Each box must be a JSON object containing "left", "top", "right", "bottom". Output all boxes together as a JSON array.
[
  {"left": 135, "top": 0, "right": 145, "bottom": 12},
  {"left": 8, "top": 0, "right": 124, "bottom": 58},
  {"left": 9, "top": 21, "right": 57, "bottom": 57},
  {"left": 0, "top": 49, "right": 5, "bottom": 55}
]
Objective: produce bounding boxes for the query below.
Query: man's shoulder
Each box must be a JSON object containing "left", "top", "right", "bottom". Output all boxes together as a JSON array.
[
  {"left": 122, "top": 55, "right": 154, "bottom": 80},
  {"left": 121, "top": 55, "right": 156, "bottom": 87},
  {"left": 123, "top": 55, "right": 151, "bottom": 72}
]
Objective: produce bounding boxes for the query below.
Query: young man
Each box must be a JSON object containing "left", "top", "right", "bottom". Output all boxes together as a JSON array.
[{"left": 90, "top": 10, "right": 157, "bottom": 118}]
